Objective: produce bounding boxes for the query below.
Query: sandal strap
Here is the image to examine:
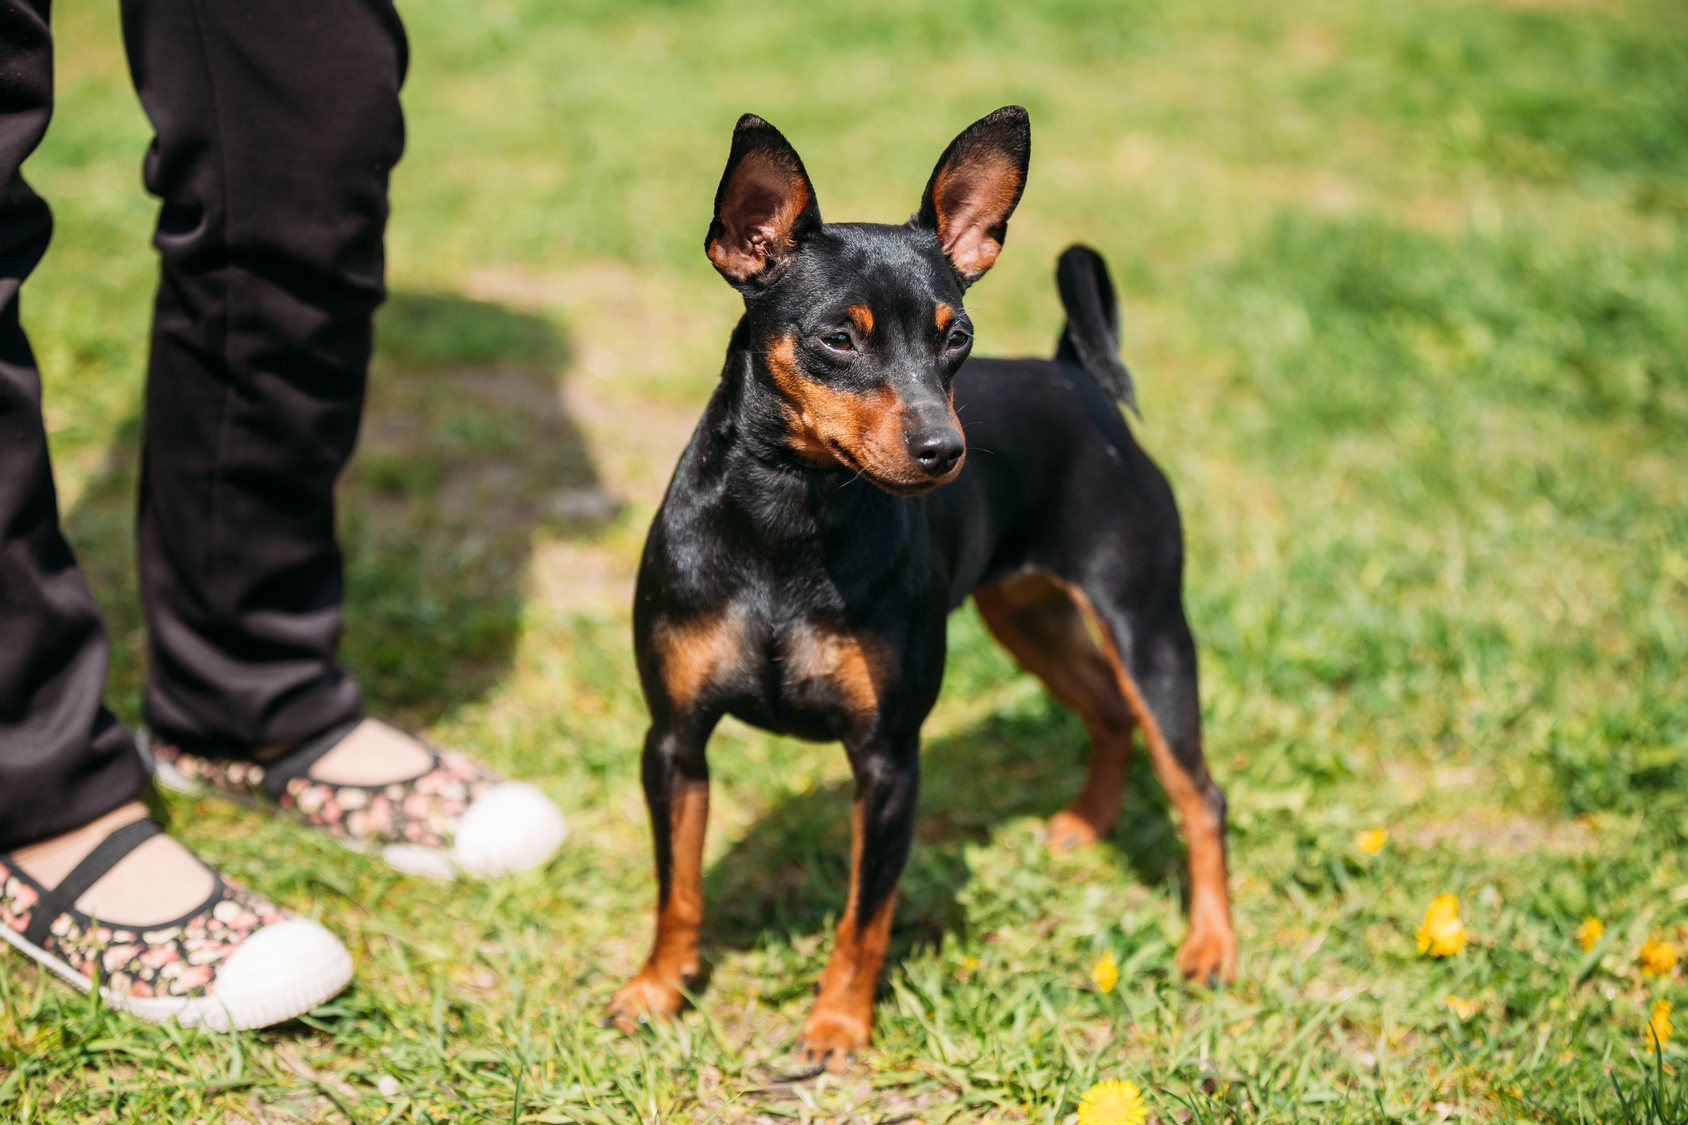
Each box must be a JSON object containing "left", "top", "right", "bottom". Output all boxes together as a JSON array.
[
  {"left": 258, "top": 718, "right": 364, "bottom": 801},
  {"left": 23, "top": 818, "right": 163, "bottom": 948}
]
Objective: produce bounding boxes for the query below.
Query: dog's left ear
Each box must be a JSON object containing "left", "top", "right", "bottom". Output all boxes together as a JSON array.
[
  {"left": 915, "top": 106, "right": 1031, "bottom": 286},
  {"left": 706, "top": 114, "right": 823, "bottom": 293}
]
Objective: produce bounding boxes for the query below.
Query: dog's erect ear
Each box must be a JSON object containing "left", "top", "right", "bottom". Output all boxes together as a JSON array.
[
  {"left": 915, "top": 106, "right": 1031, "bottom": 286},
  {"left": 706, "top": 114, "right": 822, "bottom": 292}
]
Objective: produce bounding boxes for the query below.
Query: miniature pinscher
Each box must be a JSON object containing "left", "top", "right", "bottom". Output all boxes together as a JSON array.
[{"left": 608, "top": 107, "right": 1237, "bottom": 1071}]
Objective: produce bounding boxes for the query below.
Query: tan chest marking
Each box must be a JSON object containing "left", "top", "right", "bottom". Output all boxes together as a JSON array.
[
  {"left": 783, "top": 623, "right": 896, "bottom": 716},
  {"left": 652, "top": 609, "right": 747, "bottom": 706}
]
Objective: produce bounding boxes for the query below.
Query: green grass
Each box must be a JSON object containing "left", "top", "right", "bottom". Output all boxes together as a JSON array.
[{"left": 5, "top": 0, "right": 1688, "bottom": 1119}]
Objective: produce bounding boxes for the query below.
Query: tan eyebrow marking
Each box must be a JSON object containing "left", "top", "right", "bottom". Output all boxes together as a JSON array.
[
  {"left": 847, "top": 305, "right": 874, "bottom": 334},
  {"left": 935, "top": 304, "right": 954, "bottom": 331}
]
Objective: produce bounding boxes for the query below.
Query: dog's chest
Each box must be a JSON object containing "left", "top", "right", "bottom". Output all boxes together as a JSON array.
[
  {"left": 650, "top": 595, "right": 899, "bottom": 739},
  {"left": 742, "top": 612, "right": 897, "bottom": 739}
]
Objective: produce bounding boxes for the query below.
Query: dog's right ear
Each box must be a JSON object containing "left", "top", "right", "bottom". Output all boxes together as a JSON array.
[{"left": 705, "top": 115, "right": 822, "bottom": 293}]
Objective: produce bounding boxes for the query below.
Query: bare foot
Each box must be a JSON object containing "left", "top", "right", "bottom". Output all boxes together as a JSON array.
[
  {"left": 10, "top": 802, "right": 215, "bottom": 926},
  {"left": 290, "top": 719, "right": 433, "bottom": 785},
  {"left": 1045, "top": 808, "right": 1107, "bottom": 856}
]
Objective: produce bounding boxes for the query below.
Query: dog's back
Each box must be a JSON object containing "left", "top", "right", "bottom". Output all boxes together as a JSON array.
[{"left": 930, "top": 245, "right": 1183, "bottom": 607}]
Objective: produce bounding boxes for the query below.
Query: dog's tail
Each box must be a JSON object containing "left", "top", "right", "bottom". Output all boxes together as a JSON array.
[{"left": 1054, "top": 244, "right": 1138, "bottom": 417}]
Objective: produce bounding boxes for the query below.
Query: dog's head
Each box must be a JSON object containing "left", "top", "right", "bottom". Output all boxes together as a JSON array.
[{"left": 705, "top": 108, "right": 1030, "bottom": 496}]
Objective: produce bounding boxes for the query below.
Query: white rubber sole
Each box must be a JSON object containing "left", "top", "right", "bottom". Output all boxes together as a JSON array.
[
  {"left": 0, "top": 916, "right": 351, "bottom": 1031},
  {"left": 450, "top": 781, "right": 569, "bottom": 877},
  {"left": 153, "top": 753, "right": 566, "bottom": 881}
]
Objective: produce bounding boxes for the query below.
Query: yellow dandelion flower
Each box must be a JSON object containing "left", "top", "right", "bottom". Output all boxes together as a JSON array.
[
  {"left": 1356, "top": 828, "right": 1388, "bottom": 856},
  {"left": 1639, "top": 938, "right": 1678, "bottom": 977},
  {"left": 1575, "top": 916, "right": 1603, "bottom": 952},
  {"left": 1076, "top": 1079, "right": 1148, "bottom": 1125},
  {"left": 1647, "top": 1000, "right": 1673, "bottom": 1047},
  {"left": 1091, "top": 953, "right": 1120, "bottom": 994},
  {"left": 1445, "top": 994, "right": 1477, "bottom": 1020},
  {"left": 1416, "top": 894, "right": 1468, "bottom": 957}
]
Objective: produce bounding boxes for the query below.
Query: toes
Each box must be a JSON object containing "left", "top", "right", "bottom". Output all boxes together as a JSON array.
[
  {"left": 1176, "top": 953, "right": 1215, "bottom": 983},
  {"left": 795, "top": 1012, "right": 867, "bottom": 1075},
  {"left": 603, "top": 1007, "right": 642, "bottom": 1033},
  {"left": 795, "top": 1040, "right": 851, "bottom": 1074},
  {"left": 783, "top": 1056, "right": 829, "bottom": 1081},
  {"left": 603, "top": 993, "right": 650, "bottom": 1033},
  {"left": 1046, "top": 811, "right": 1103, "bottom": 856},
  {"left": 605, "top": 977, "right": 684, "bottom": 1033},
  {"left": 1175, "top": 931, "right": 1239, "bottom": 985}
]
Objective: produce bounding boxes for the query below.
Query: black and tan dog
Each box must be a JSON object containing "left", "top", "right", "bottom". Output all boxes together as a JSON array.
[{"left": 608, "top": 107, "right": 1236, "bottom": 1070}]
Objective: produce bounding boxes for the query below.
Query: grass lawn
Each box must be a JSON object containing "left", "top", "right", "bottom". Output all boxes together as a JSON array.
[{"left": 5, "top": 0, "right": 1688, "bottom": 1120}]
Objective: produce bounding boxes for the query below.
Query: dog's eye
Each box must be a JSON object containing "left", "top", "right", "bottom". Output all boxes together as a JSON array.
[
  {"left": 946, "top": 329, "right": 971, "bottom": 350},
  {"left": 822, "top": 332, "right": 854, "bottom": 352}
]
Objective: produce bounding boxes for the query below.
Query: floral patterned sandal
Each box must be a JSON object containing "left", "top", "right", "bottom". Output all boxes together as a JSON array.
[
  {"left": 146, "top": 720, "right": 566, "bottom": 880},
  {"left": 0, "top": 818, "right": 349, "bottom": 1030}
]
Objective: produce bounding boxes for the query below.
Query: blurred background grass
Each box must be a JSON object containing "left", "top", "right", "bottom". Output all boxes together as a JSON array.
[{"left": 6, "top": 0, "right": 1688, "bottom": 1121}]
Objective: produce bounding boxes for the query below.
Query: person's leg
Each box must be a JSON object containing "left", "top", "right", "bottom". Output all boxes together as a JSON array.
[
  {"left": 0, "top": 0, "right": 351, "bottom": 1028},
  {"left": 121, "top": 0, "right": 407, "bottom": 754},
  {"left": 121, "top": 0, "right": 566, "bottom": 878},
  {"left": 0, "top": 0, "right": 146, "bottom": 855}
]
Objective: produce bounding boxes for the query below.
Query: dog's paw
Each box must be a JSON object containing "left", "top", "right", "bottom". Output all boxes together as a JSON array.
[
  {"left": 795, "top": 1009, "right": 870, "bottom": 1074},
  {"left": 1046, "top": 809, "right": 1106, "bottom": 856},
  {"left": 1175, "top": 924, "right": 1239, "bottom": 986},
  {"left": 605, "top": 971, "right": 686, "bottom": 1033}
]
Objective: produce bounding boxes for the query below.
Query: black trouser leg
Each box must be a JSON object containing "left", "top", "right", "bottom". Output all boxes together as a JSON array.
[
  {"left": 121, "top": 0, "right": 408, "bottom": 753},
  {"left": 0, "top": 0, "right": 145, "bottom": 852}
]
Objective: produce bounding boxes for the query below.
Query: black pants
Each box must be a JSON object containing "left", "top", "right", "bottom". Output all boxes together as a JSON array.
[{"left": 0, "top": 0, "right": 406, "bottom": 851}]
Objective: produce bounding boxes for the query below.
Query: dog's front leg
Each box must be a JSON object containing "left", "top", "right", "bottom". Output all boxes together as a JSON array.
[
  {"left": 797, "top": 739, "right": 919, "bottom": 1073},
  {"left": 608, "top": 719, "right": 716, "bottom": 1030}
]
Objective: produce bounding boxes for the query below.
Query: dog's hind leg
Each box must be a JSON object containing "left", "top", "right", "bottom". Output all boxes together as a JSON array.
[
  {"left": 981, "top": 569, "right": 1236, "bottom": 982},
  {"left": 1069, "top": 578, "right": 1236, "bottom": 984},
  {"left": 975, "top": 574, "right": 1135, "bottom": 855},
  {"left": 607, "top": 718, "right": 718, "bottom": 1030},
  {"left": 796, "top": 736, "right": 919, "bottom": 1074}
]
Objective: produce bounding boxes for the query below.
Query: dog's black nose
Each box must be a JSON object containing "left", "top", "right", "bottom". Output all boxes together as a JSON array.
[{"left": 907, "top": 426, "right": 964, "bottom": 476}]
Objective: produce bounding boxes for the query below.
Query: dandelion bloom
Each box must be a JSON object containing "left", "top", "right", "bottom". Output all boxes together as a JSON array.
[
  {"left": 1416, "top": 894, "right": 1467, "bottom": 957},
  {"left": 1445, "top": 994, "right": 1477, "bottom": 1020},
  {"left": 1356, "top": 828, "right": 1387, "bottom": 856},
  {"left": 1076, "top": 1079, "right": 1147, "bottom": 1125},
  {"left": 1091, "top": 953, "right": 1120, "bottom": 994},
  {"left": 1639, "top": 939, "right": 1677, "bottom": 977},
  {"left": 1647, "top": 1000, "right": 1672, "bottom": 1047},
  {"left": 1575, "top": 916, "right": 1603, "bottom": 952}
]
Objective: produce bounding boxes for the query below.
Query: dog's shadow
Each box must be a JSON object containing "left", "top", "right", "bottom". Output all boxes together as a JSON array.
[{"left": 700, "top": 701, "right": 1184, "bottom": 977}]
